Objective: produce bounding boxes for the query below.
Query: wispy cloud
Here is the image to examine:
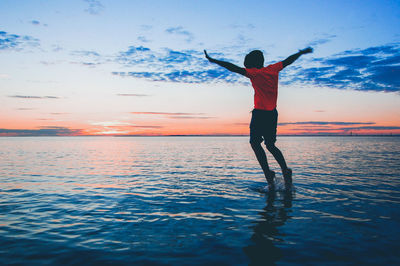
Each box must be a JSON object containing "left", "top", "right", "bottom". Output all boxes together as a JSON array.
[
  {"left": 70, "top": 50, "right": 105, "bottom": 67},
  {"left": 229, "top": 23, "right": 255, "bottom": 30},
  {"left": 306, "top": 34, "right": 336, "bottom": 47},
  {"left": 285, "top": 43, "right": 400, "bottom": 92},
  {"left": 278, "top": 121, "right": 375, "bottom": 126},
  {"left": 278, "top": 120, "right": 400, "bottom": 135},
  {"left": 117, "top": 93, "right": 149, "bottom": 97},
  {"left": 112, "top": 69, "right": 238, "bottom": 84},
  {"left": 113, "top": 46, "right": 240, "bottom": 84},
  {"left": 84, "top": 0, "right": 104, "bottom": 15},
  {"left": 79, "top": 62, "right": 100, "bottom": 67},
  {"left": 8, "top": 95, "right": 60, "bottom": 99},
  {"left": 168, "top": 115, "right": 214, "bottom": 119},
  {"left": 51, "top": 45, "right": 63, "bottom": 52},
  {"left": 289, "top": 125, "right": 400, "bottom": 135},
  {"left": 130, "top": 125, "right": 163, "bottom": 129},
  {"left": 338, "top": 126, "right": 400, "bottom": 131},
  {"left": 16, "top": 108, "right": 36, "bottom": 110},
  {"left": 137, "top": 36, "right": 151, "bottom": 43},
  {"left": 140, "top": 24, "right": 153, "bottom": 31},
  {"left": 130, "top": 111, "right": 214, "bottom": 119},
  {"left": 165, "top": 26, "right": 194, "bottom": 43},
  {"left": 0, "top": 126, "right": 83, "bottom": 136},
  {"left": 90, "top": 121, "right": 132, "bottom": 127},
  {"left": 71, "top": 50, "right": 101, "bottom": 57},
  {"left": 29, "top": 20, "right": 47, "bottom": 27},
  {"left": 0, "top": 30, "right": 39, "bottom": 51},
  {"left": 131, "top": 111, "right": 205, "bottom": 115}
]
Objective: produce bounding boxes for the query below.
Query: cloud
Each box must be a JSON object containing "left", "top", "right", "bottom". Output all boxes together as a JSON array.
[
  {"left": 278, "top": 121, "right": 375, "bottom": 126},
  {"left": 29, "top": 20, "right": 47, "bottom": 27},
  {"left": 277, "top": 120, "right": 400, "bottom": 135},
  {"left": 137, "top": 36, "right": 151, "bottom": 43},
  {"left": 168, "top": 116, "right": 214, "bottom": 119},
  {"left": 70, "top": 50, "right": 105, "bottom": 67},
  {"left": 130, "top": 111, "right": 214, "bottom": 119},
  {"left": 117, "top": 46, "right": 152, "bottom": 62},
  {"left": 72, "top": 50, "right": 100, "bottom": 57},
  {"left": 131, "top": 112, "right": 204, "bottom": 115},
  {"left": 40, "top": 60, "right": 62, "bottom": 66},
  {"left": 307, "top": 34, "right": 336, "bottom": 47},
  {"left": 130, "top": 125, "right": 163, "bottom": 129},
  {"left": 84, "top": 0, "right": 104, "bottom": 15},
  {"left": 285, "top": 43, "right": 400, "bottom": 92},
  {"left": 165, "top": 26, "right": 194, "bottom": 43},
  {"left": 51, "top": 45, "right": 63, "bottom": 52},
  {"left": 338, "top": 126, "right": 400, "bottom": 131},
  {"left": 289, "top": 125, "right": 400, "bottom": 135},
  {"left": 229, "top": 23, "right": 255, "bottom": 30},
  {"left": 113, "top": 45, "right": 245, "bottom": 84},
  {"left": 140, "top": 25, "right": 153, "bottom": 31},
  {"left": 80, "top": 62, "right": 100, "bottom": 67},
  {"left": 90, "top": 121, "right": 132, "bottom": 127},
  {"left": 117, "top": 93, "right": 149, "bottom": 97},
  {"left": 8, "top": 95, "right": 60, "bottom": 99},
  {"left": 112, "top": 69, "right": 238, "bottom": 84},
  {"left": 16, "top": 108, "right": 36, "bottom": 110},
  {"left": 0, "top": 30, "right": 39, "bottom": 51},
  {"left": 0, "top": 126, "right": 83, "bottom": 136}
]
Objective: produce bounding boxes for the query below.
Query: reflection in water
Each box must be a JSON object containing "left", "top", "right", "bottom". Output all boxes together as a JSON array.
[
  {"left": 0, "top": 136, "right": 399, "bottom": 264},
  {"left": 244, "top": 190, "right": 294, "bottom": 265}
]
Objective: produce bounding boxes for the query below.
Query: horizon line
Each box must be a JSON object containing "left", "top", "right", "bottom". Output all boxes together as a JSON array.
[{"left": 1, "top": 134, "right": 399, "bottom": 137}]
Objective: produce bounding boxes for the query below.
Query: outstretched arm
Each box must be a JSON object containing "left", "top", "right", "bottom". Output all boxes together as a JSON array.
[
  {"left": 204, "top": 50, "right": 246, "bottom": 76},
  {"left": 282, "top": 47, "right": 313, "bottom": 69}
]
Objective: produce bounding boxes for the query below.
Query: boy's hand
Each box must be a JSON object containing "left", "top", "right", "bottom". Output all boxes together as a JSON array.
[
  {"left": 299, "top": 47, "right": 313, "bottom": 55},
  {"left": 204, "top": 50, "right": 215, "bottom": 62}
]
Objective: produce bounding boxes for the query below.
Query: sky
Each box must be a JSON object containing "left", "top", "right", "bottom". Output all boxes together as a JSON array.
[{"left": 0, "top": 0, "right": 399, "bottom": 136}]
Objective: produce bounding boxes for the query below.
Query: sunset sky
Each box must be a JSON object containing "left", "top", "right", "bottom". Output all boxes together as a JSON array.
[{"left": 1, "top": 0, "right": 399, "bottom": 136}]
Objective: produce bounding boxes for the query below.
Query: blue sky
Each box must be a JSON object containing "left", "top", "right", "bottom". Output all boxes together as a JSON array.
[{"left": 0, "top": 0, "right": 399, "bottom": 135}]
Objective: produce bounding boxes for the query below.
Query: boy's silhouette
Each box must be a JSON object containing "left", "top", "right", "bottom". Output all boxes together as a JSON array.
[{"left": 204, "top": 47, "right": 313, "bottom": 190}]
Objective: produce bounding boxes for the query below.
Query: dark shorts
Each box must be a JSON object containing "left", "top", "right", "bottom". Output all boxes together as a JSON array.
[{"left": 250, "top": 108, "right": 278, "bottom": 145}]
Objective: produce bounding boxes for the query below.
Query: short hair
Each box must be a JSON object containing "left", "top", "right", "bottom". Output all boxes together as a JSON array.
[{"left": 244, "top": 50, "right": 264, "bottom": 69}]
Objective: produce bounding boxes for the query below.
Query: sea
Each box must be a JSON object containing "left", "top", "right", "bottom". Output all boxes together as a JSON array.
[{"left": 0, "top": 136, "right": 399, "bottom": 265}]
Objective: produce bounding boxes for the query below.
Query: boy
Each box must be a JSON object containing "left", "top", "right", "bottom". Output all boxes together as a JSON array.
[{"left": 204, "top": 47, "right": 313, "bottom": 190}]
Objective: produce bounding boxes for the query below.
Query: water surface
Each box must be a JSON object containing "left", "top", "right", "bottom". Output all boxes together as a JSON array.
[{"left": 0, "top": 136, "right": 399, "bottom": 264}]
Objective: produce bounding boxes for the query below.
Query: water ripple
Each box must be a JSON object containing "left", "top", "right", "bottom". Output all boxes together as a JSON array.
[{"left": 0, "top": 136, "right": 399, "bottom": 264}]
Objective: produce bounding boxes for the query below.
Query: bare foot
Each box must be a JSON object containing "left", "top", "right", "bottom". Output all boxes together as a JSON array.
[
  {"left": 283, "top": 168, "right": 292, "bottom": 188},
  {"left": 265, "top": 170, "right": 276, "bottom": 189}
]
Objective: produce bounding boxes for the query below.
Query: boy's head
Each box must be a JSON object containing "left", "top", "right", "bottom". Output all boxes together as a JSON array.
[{"left": 244, "top": 50, "right": 264, "bottom": 69}]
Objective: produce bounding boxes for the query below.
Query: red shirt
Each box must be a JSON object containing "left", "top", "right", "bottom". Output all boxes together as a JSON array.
[{"left": 245, "top": 62, "right": 283, "bottom": 111}]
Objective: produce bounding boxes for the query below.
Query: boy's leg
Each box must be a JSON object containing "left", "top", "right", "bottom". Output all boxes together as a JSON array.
[
  {"left": 264, "top": 109, "right": 292, "bottom": 187},
  {"left": 251, "top": 141, "right": 275, "bottom": 186},
  {"left": 250, "top": 110, "right": 275, "bottom": 188},
  {"left": 265, "top": 142, "right": 287, "bottom": 170},
  {"left": 265, "top": 142, "right": 292, "bottom": 186}
]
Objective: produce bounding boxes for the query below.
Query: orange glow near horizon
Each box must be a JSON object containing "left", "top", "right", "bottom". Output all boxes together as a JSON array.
[{"left": 1, "top": 118, "right": 400, "bottom": 136}]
